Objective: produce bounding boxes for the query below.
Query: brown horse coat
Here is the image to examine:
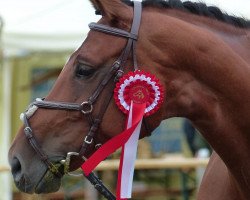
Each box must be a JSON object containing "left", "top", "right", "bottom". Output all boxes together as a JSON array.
[{"left": 8, "top": 0, "right": 250, "bottom": 199}]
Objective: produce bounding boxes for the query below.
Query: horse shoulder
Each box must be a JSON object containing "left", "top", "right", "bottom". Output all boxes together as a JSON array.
[{"left": 198, "top": 152, "right": 245, "bottom": 200}]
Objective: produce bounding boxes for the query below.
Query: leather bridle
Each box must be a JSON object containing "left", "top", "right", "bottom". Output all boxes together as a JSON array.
[{"left": 21, "top": 1, "right": 142, "bottom": 199}]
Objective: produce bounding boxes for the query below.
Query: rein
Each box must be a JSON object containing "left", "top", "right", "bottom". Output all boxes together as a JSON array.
[{"left": 20, "top": 1, "right": 142, "bottom": 199}]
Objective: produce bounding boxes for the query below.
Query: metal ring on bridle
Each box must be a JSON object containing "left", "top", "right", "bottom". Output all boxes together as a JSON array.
[{"left": 81, "top": 101, "right": 93, "bottom": 114}]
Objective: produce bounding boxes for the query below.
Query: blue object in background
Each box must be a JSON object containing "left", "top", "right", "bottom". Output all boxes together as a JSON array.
[{"left": 148, "top": 118, "right": 184, "bottom": 155}]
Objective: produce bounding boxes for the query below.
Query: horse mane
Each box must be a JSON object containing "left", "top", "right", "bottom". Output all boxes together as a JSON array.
[{"left": 96, "top": 0, "right": 250, "bottom": 29}]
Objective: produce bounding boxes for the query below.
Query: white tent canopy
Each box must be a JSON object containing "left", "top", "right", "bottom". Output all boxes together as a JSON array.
[
  {"left": 0, "top": 0, "right": 100, "bottom": 56},
  {"left": 0, "top": 0, "right": 249, "bottom": 56}
]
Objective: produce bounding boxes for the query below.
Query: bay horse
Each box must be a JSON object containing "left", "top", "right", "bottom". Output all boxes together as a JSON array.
[{"left": 8, "top": 0, "right": 250, "bottom": 199}]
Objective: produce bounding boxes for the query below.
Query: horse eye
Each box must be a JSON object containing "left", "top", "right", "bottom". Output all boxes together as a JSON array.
[{"left": 75, "top": 63, "right": 95, "bottom": 79}]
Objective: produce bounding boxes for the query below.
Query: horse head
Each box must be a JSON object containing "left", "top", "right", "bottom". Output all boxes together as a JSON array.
[{"left": 8, "top": 0, "right": 166, "bottom": 193}]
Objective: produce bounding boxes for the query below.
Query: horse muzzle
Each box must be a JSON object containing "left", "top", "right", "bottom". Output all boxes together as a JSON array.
[{"left": 10, "top": 155, "right": 65, "bottom": 194}]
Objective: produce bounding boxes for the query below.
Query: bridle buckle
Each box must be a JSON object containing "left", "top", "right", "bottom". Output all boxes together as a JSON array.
[
  {"left": 84, "top": 135, "right": 93, "bottom": 144},
  {"left": 60, "top": 152, "right": 87, "bottom": 177}
]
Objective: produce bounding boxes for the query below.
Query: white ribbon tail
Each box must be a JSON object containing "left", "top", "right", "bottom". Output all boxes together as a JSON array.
[{"left": 120, "top": 101, "right": 143, "bottom": 198}]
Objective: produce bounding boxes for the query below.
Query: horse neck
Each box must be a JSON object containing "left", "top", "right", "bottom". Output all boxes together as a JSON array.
[
  {"left": 159, "top": 11, "right": 250, "bottom": 138},
  {"left": 143, "top": 10, "right": 250, "bottom": 196},
  {"left": 152, "top": 10, "right": 250, "bottom": 123},
  {"left": 167, "top": 9, "right": 250, "bottom": 63}
]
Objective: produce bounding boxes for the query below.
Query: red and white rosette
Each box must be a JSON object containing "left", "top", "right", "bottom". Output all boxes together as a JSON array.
[
  {"left": 114, "top": 71, "right": 164, "bottom": 116},
  {"left": 114, "top": 70, "right": 164, "bottom": 199},
  {"left": 81, "top": 70, "right": 164, "bottom": 200}
]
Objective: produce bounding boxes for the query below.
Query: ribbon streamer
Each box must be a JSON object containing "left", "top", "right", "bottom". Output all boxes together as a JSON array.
[
  {"left": 81, "top": 70, "right": 164, "bottom": 200},
  {"left": 117, "top": 102, "right": 145, "bottom": 199}
]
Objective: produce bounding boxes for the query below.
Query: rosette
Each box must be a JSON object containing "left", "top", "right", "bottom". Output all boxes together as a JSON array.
[{"left": 114, "top": 70, "right": 164, "bottom": 116}]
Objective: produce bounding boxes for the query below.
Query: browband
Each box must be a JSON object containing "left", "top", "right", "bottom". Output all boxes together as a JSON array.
[
  {"left": 89, "top": 23, "right": 138, "bottom": 40},
  {"left": 88, "top": 1, "right": 142, "bottom": 41}
]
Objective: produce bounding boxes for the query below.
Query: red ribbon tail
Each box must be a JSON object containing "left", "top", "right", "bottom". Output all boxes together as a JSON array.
[{"left": 81, "top": 103, "right": 145, "bottom": 176}]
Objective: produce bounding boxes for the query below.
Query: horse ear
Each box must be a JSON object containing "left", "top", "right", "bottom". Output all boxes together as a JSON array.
[{"left": 89, "top": 0, "right": 132, "bottom": 22}]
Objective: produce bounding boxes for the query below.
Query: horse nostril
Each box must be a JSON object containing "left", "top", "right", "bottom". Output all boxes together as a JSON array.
[{"left": 11, "top": 157, "right": 22, "bottom": 181}]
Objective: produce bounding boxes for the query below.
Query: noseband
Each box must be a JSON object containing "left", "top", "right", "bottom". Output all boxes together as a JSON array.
[{"left": 21, "top": 1, "right": 142, "bottom": 199}]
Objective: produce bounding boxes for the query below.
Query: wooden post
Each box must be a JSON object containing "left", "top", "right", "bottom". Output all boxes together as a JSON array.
[{"left": 0, "top": 57, "right": 12, "bottom": 200}]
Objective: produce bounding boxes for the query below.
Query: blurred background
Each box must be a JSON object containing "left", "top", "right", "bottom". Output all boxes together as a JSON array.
[{"left": 0, "top": 0, "right": 249, "bottom": 199}]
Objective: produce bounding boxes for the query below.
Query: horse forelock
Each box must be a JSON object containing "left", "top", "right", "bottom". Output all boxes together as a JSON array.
[{"left": 94, "top": 0, "right": 250, "bottom": 29}]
